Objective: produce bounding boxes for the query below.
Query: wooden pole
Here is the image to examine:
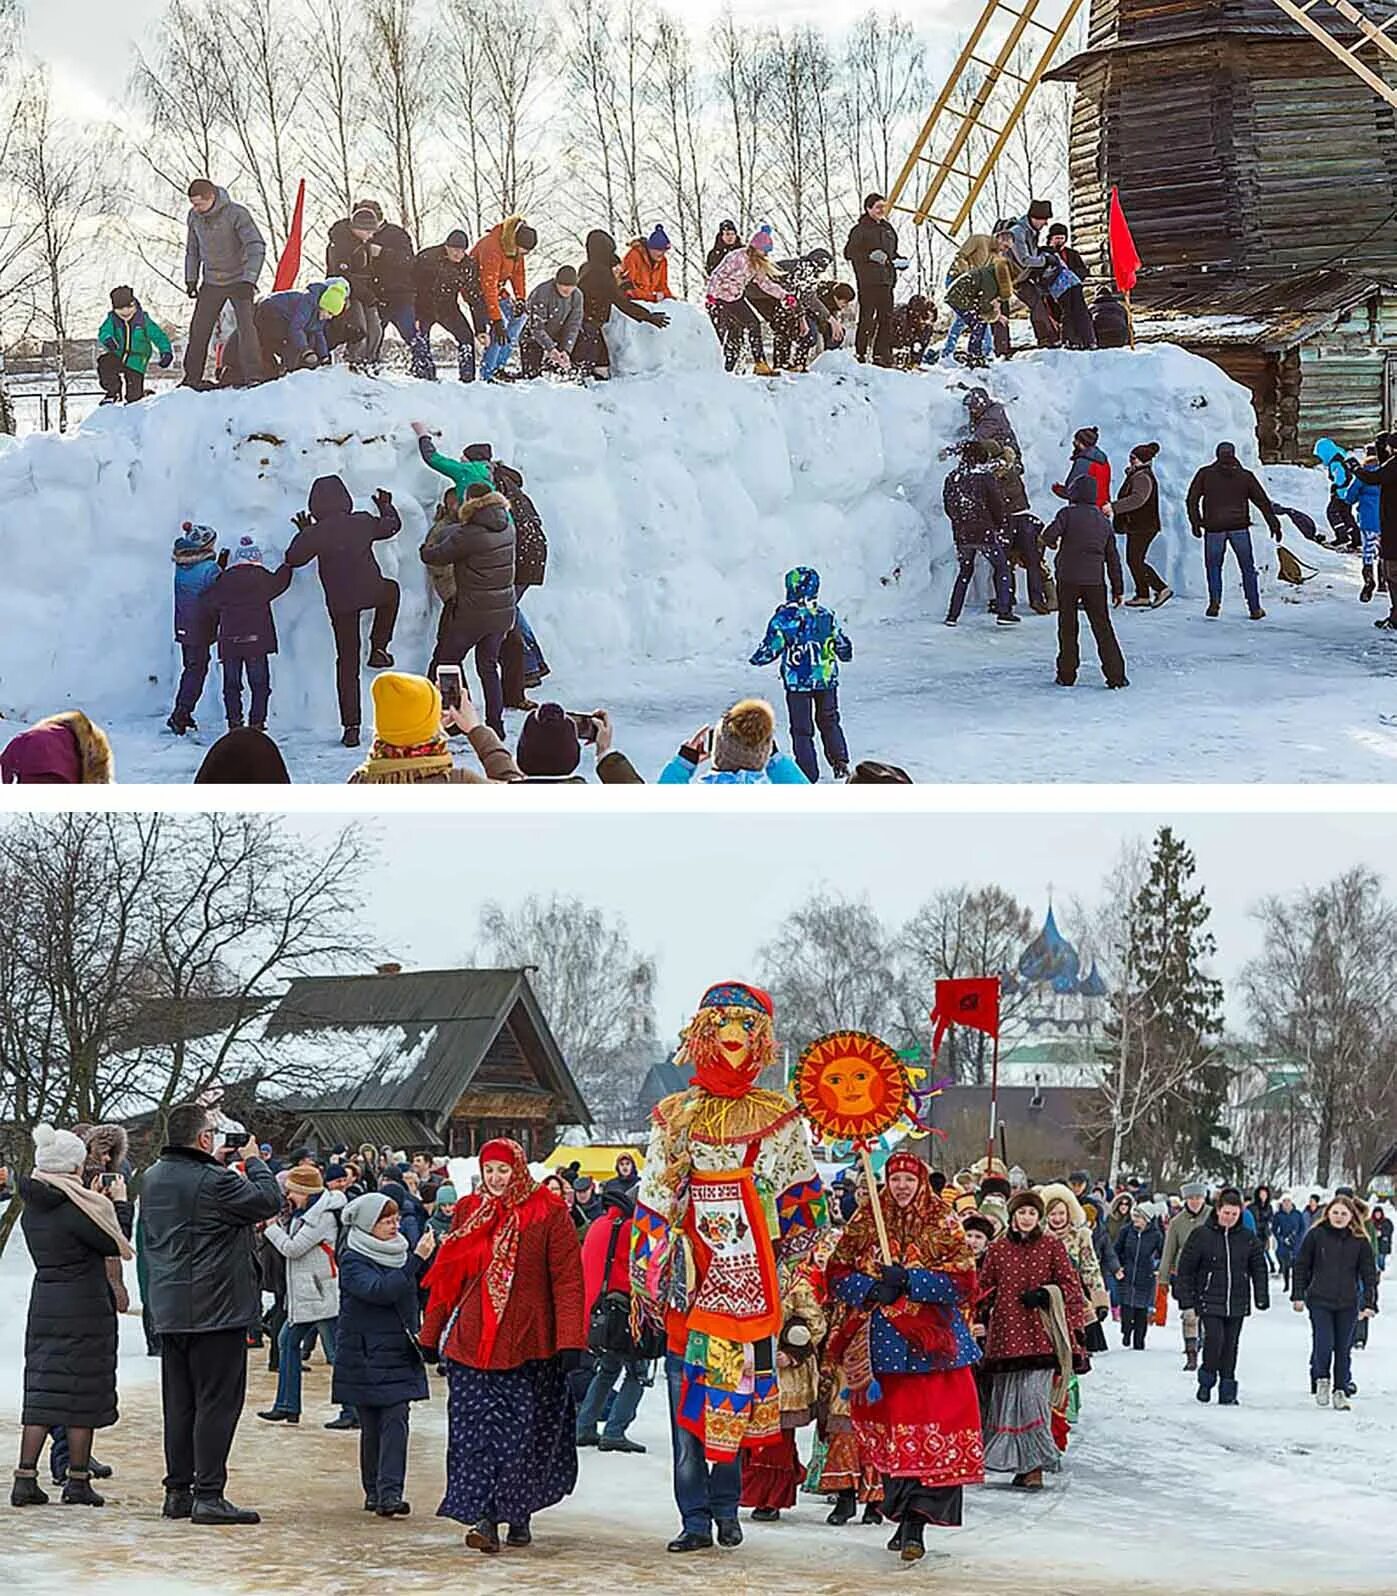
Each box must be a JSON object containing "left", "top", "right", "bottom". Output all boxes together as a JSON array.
[
  {"left": 858, "top": 1144, "right": 893, "bottom": 1265},
  {"left": 1125, "top": 290, "right": 1137, "bottom": 350},
  {"left": 986, "top": 1029, "right": 1001, "bottom": 1168}
]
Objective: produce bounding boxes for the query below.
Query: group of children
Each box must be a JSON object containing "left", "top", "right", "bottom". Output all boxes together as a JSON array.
[{"left": 1316, "top": 433, "right": 1397, "bottom": 625}]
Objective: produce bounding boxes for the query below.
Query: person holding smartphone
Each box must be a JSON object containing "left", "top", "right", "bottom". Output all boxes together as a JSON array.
[
  {"left": 512, "top": 704, "right": 642, "bottom": 783},
  {"left": 347, "top": 671, "right": 523, "bottom": 785}
]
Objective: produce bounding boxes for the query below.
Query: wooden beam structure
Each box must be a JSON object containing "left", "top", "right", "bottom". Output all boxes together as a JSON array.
[{"left": 1267, "top": 0, "right": 1397, "bottom": 107}]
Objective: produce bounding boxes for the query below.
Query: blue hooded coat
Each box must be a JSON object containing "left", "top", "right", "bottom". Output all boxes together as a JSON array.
[
  {"left": 1115, "top": 1219, "right": 1163, "bottom": 1311},
  {"left": 750, "top": 566, "right": 853, "bottom": 692},
  {"left": 258, "top": 281, "right": 333, "bottom": 364}
]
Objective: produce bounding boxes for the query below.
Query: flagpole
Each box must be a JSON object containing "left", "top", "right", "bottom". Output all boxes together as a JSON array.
[{"left": 986, "top": 1027, "right": 1000, "bottom": 1168}]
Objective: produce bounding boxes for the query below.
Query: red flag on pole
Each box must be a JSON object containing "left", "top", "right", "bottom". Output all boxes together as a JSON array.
[
  {"left": 930, "top": 977, "right": 1001, "bottom": 1057},
  {"left": 273, "top": 179, "right": 307, "bottom": 292},
  {"left": 1108, "top": 186, "right": 1141, "bottom": 294}
]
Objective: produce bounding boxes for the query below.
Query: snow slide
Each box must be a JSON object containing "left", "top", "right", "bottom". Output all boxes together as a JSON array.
[{"left": 0, "top": 306, "right": 1260, "bottom": 736}]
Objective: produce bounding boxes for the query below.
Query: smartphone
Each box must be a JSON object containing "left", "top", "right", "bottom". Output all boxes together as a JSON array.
[
  {"left": 569, "top": 712, "right": 599, "bottom": 744},
  {"left": 98, "top": 1173, "right": 117, "bottom": 1189},
  {"left": 700, "top": 725, "right": 714, "bottom": 758},
  {"left": 224, "top": 1132, "right": 243, "bottom": 1149},
  {"left": 436, "top": 665, "right": 463, "bottom": 714}
]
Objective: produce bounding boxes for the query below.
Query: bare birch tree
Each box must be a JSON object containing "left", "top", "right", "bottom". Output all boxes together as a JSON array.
[{"left": 364, "top": 0, "right": 433, "bottom": 239}]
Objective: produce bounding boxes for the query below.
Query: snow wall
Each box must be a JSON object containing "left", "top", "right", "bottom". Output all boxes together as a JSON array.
[{"left": 0, "top": 304, "right": 1262, "bottom": 731}]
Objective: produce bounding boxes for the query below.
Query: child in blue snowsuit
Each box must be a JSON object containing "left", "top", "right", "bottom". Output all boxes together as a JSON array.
[
  {"left": 750, "top": 565, "right": 853, "bottom": 782},
  {"left": 168, "top": 522, "right": 223, "bottom": 735},
  {"left": 1341, "top": 451, "right": 1384, "bottom": 602}
]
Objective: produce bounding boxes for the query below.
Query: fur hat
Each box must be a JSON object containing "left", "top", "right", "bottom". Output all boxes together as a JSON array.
[
  {"left": 229, "top": 535, "right": 264, "bottom": 568},
  {"left": 1, "top": 711, "right": 113, "bottom": 785},
  {"left": 516, "top": 702, "right": 581, "bottom": 777},
  {"left": 1007, "top": 1189, "right": 1045, "bottom": 1220},
  {"left": 1037, "top": 1181, "right": 1086, "bottom": 1227},
  {"left": 1180, "top": 1180, "right": 1208, "bottom": 1201},
  {"left": 32, "top": 1123, "right": 88, "bottom": 1174},
  {"left": 84, "top": 1123, "right": 130, "bottom": 1171},
  {"left": 287, "top": 1165, "right": 325, "bottom": 1195},
  {"left": 713, "top": 697, "right": 776, "bottom": 772},
  {"left": 371, "top": 672, "right": 442, "bottom": 749},
  {"left": 962, "top": 1211, "right": 999, "bottom": 1242}
]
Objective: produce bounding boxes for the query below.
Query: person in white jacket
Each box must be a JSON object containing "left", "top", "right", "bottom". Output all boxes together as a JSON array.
[{"left": 257, "top": 1167, "right": 346, "bottom": 1424}]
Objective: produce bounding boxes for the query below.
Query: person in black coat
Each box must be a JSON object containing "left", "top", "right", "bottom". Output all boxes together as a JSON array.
[
  {"left": 1291, "top": 1195, "right": 1378, "bottom": 1408},
  {"left": 140, "top": 1103, "right": 281, "bottom": 1524},
  {"left": 13, "top": 1125, "right": 133, "bottom": 1509},
  {"left": 1043, "top": 475, "right": 1128, "bottom": 688},
  {"left": 326, "top": 205, "right": 384, "bottom": 364},
  {"left": 421, "top": 482, "right": 516, "bottom": 736},
  {"left": 492, "top": 459, "right": 550, "bottom": 711},
  {"left": 1115, "top": 1211, "right": 1163, "bottom": 1350},
  {"left": 1174, "top": 1187, "right": 1269, "bottom": 1406},
  {"left": 367, "top": 215, "right": 425, "bottom": 365},
  {"left": 1091, "top": 288, "right": 1131, "bottom": 349},
  {"left": 843, "top": 193, "right": 900, "bottom": 365},
  {"left": 1113, "top": 443, "right": 1169, "bottom": 607},
  {"left": 413, "top": 231, "right": 484, "bottom": 382},
  {"left": 285, "top": 475, "right": 402, "bottom": 748},
  {"left": 334, "top": 1193, "right": 437, "bottom": 1515},
  {"left": 705, "top": 220, "right": 741, "bottom": 277},
  {"left": 574, "top": 229, "right": 670, "bottom": 378},
  {"left": 943, "top": 442, "right": 1013, "bottom": 625},
  {"left": 202, "top": 539, "right": 294, "bottom": 731},
  {"left": 1351, "top": 432, "right": 1397, "bottom": 629},
  {"left": 1186, "top": 442, "right": 1281, "bottom": 621}
]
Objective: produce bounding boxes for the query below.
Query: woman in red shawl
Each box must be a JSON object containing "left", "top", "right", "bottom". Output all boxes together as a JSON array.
[
  {"left": 826, "top": 1153, "right": 985, "bottom": 1563},
  {"left": 420, "top": 1139, "right": 586, "bottom": 1555}
]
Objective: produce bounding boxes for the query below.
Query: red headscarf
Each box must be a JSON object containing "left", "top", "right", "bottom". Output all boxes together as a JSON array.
[{"left": 421, "top": 1138, "right": 556, "bottom": 1365}]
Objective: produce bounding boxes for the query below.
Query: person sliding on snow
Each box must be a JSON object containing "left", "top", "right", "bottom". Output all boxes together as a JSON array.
[
  {"left": 97, "top": 286, "right": 172, "bottom": 404},
  {"left": 1186, "top": 441, "right": 1281, "bottom": 621},
  {"left": 1044, "top": 477, "right": 1127, "bottom": 689},
  {"left": 750, "top": 566, "right": 853, "bottom": 782},
  {"left": 202, "top": 537, "right": 293, "bottom": 732},
  {"left": 943, "top": 442, "right": 1016, "bottom": 626},
  {"left": 168, "top": 523, "right": 223, "bottom": 736}
]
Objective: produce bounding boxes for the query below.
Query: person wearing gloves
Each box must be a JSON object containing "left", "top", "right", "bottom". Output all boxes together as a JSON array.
[
  {"left": 202, "top": 537, "right": 294, "bottom": 732},
  {"left": 1113, "top": 443, "right": 1172, "bottom": 607},
  {"left": 705, "top": 226, "right": 786, "bottom": 374},
  {"left": 413, "top": 230, "right": 484, "bottom": 382},
  {"left": 346, "top": 671, "right": 523, "bottom": 785},
  {"left": 333, "top": 1193, "right": 438, "bottom": 1515},
  {"left": 168, "top": 522, "right": 223, "bottom": 736},
  {"left": 1043, "top": 476, "right": 1128, "bottom": 690},
  {"left": 1174, "top": 1186, "right": 1269, "bottom": 1406},
  {"left": 471, "top": 215, "right": 537, "bottom": 381},
  {"left": 942, "top": 256, "right": 1016, "bottom": 367},
  {"left": 1052, "top": 427, "right": 1112, "bottom": 509},
  {"left": 248, "top": 278, "right": 350, "bottom": 378},
  {"left": 1003, "top": 200, "right": 1059, "bottom": 348},
  {"left": 659, "top": 697, "right": 810, "bottom": 784},
  {"left": 97, "top": 285, "right": 173, "bottom": 403},
  {"left": 181, "top": 177, "right": 267, "bottom": 389},
  {"left": 520, "top": 266, "right": 584, "bottom": 377},
  {"left": 1291, "top": 1194, "right": 1378, "bottom": 1410},
  {"left": 621, "top": 226, "right": 675, "bottom": 301},
  {"left": 575, "top": 230, "right": 671, "bottom": 379},
  {"left": 750, "top": 566, "right": 854, "bottom": 782},
  {"left": 326, "top": 203, "right": 387, "bottom": 364},
  {"left": 1186, "top": 442, "right": 1282, "bottom": 621},
  {"left": 843, "top": 193, "right": 904, "bottom": 366}
]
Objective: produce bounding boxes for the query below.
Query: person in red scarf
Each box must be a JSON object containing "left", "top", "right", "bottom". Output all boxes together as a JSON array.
[
  {"left": 826, "top": 1153, "right": 985, "bottom": 1563},
  {"left": 420, "top": 1138, "right": 585, "bottom": 1555}
]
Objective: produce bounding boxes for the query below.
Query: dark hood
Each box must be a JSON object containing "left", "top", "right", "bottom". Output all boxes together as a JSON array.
[
  {"left": 584, "top": 229, "right": 619, "bottom": 268},
  {"left": 1067, "top": 475, "right": 1098, "bottom": 506},
  {"left": 309, "top": 475, "right": 354, "bottom": 519},
  {"left": 964, "top": 386, "right": 993, "bottom": 422},
  {"left": 785, "top": 565, "right": 820, "bottom": 602}
]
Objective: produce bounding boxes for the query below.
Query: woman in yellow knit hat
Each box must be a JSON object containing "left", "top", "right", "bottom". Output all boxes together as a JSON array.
[{"left": 347, "top": 672, "right": 522, "bottom": 784}]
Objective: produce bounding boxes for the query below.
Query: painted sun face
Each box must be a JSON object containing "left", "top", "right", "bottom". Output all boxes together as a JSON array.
[
  {"left": 817, "top": 1059, "right": 880, "bottom": 1117},
  {"left": 795, "top": 1031, "right": 908, "bottom": 1143}
]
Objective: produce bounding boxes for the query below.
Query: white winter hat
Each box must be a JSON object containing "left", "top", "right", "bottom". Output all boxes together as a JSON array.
[{"left": 33, "top": 1123, "right": 88, "bottom": 1174}]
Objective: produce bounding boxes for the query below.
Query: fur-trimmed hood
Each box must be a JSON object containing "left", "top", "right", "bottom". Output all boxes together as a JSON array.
[
  {"left": 1, "top": 710, "right": 113, "bottom": 784},
  {"left": 460, "top": 489, "right": 510, "bottom": 519},
  {"left": 1036, "top": 1182, "right": 1087, "bottom": 1229},
  {"left": 84, "top": 1122, "right": 130, "bottom": 1171}
]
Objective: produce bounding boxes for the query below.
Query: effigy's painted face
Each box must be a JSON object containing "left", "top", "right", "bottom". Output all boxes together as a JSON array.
[{"left": 714, "top": 1009, "right": 760, "bottom": 1072}]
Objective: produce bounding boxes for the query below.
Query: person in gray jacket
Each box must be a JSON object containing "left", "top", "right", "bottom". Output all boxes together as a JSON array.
[
  {"left": 1004, "top": 201, "right": 1059, "bottom": 348},
  {"left": 182, "top": 177, "right": 268, "bottom": 390},
  {"left": 520, "top": 266, "right": 584, "bottom": 376},
  {"left": 257, "top": 1167, "right": 347, "bottom": 1425},
  {"left": 1043, "top": 476, "right": 1127, "bottom": 689}
]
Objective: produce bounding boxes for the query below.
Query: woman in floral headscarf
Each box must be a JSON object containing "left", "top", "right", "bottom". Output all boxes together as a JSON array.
[
  {"left": 420, "top": 1138, "right": 586, "bottom": 1556},
  {"left": 827, "top": 1153, "right": 985, "bottom": 1563}
]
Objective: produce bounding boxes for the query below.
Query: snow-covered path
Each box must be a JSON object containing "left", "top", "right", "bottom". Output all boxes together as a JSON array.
[{"left": 1, "top": 1233, "right": 1390, "bottom": 1594}]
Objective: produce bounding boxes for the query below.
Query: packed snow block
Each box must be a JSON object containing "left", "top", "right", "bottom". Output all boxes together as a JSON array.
[
  {"left": 605, "top": 300, "right": 723, "bottom": 377},
  {"left": 0, "top": 343, "right": 1264, "bottom": 731}
]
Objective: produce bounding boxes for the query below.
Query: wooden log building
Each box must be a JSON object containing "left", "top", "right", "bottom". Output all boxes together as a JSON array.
[{"left": 1048, "top": 0, "right": 1397, "bottom": 458}]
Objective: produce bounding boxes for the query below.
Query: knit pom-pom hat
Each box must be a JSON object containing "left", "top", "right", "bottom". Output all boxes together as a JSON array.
[
  {"left": 33, "top": 1123, "right": 88, "bottom": 1174},
  {"left": 713, "top": 697, "right": 776, "bottom": 772},
  {"left": 371, "top": 672, "right": 443, "bottom": 749},
  {"left": 749, "top": 223, "right": 774, "bottom": 255}
]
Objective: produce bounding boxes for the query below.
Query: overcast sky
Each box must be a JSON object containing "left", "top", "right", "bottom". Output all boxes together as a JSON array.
[{"left": 275, "top": 811, "right": 1390, "bottom": 1040}]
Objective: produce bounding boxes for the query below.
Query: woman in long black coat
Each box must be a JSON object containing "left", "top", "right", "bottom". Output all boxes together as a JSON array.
[{"left": 14, "top": 1125, "right": 133, "bottom": 1507}]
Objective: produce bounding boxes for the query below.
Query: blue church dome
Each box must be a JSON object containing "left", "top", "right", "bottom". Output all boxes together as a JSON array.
[{"left": 1017, "top": 905, "right": 1082, "bottom": 993}]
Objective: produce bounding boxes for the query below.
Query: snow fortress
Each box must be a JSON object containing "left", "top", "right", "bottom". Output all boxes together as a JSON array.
[{"left": 0, "top": 304, "right": 1261, "bottom": 732}]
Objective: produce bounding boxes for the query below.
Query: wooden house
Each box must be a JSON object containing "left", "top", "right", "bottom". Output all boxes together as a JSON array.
[{"left": 275, "top": 966, "right": 591, "bottom": 1160}]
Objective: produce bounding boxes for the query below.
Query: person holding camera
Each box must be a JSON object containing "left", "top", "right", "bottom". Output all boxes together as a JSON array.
[
  {"left": 140, "top": 1105, "right": 281, "bottom": 1525},
  {"left": 346, "top": 671, "right": 523, "bottom": 784},
  {"left": 576, "top": 1181, "right": 649, "bottom": 1453},
  {"left": 514, "top": 704, "right": 642, "bottom": 783}
]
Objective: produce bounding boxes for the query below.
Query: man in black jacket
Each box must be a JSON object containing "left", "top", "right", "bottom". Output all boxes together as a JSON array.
[
  {"left": 843, "top": 193, "right": 900, "bottom": 367},
  {"left": 413, "top": 230, "right": 484, "bottom": 382},
  {"left": 367, "top": 213, "right": 428, "bottom": 370},
  {"left": 141, "top": 1103, "right": 281, "bottom": 1524},
  {"left": 326, "top": 204, "right": 384, "bottom": 364},
  {"left": 1044, "top": 476, "right": 1127, "bottom": 688},
  {"left": 943, "top": 443, "right": 1015, "bottom": 625},
  {"left": 1091, "top": 288, "right": 1131, "bottom": 349},
  {"left": 285, "top": 477, "right": 402, "bottom": 748},
  {"left": 1175, "top": 1187, "right": 1269, "bottom": 1406},
  {"left": 1186, "top": 442, "right": 1281, "bottom": 620}
]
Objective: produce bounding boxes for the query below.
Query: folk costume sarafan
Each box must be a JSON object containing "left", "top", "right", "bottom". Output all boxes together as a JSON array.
[
  {"left": 827, "top": 1153, "right": 985, "bottom": 1531},
  {"left": 634, "top": 982, "right": 826, "bottom": 1533}
]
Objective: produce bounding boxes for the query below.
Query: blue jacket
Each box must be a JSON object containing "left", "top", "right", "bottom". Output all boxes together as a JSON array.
[
  {"left": 658, "top": 752, "right": 809, "bottom": 785},
  {"left": 1272, "top": 1205, "right": 1307, "bottom": 1260},
  {"left": 833, "top": 1266, "right": 980, "bottom": 1374},
  {"left": 1115, "top": 1221, "right": 1163, "bottom": 1311},
  {"left": 259, "top": 281, "right": 332, "bottom": 364},
  {"left": 331, "top": 1247, "right": 430, "bottom": 1409},
  {"left": 174, "top": 557, "right": 221, "bottom": 646},
  {"left": 750, "top": 566, "right": 853, "bottom": 693}
]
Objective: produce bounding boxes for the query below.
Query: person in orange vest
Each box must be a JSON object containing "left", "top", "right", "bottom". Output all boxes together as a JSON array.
[
  {"left": 621, "top": 227, "right": 675, "bottom": 302},
  {"left": 472, "top": 215, "right": 537, "bottom": 380}
]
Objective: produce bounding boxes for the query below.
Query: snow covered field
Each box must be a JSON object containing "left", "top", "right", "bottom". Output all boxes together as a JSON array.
[
  {"left": 0, "top": 1229, "right": 1390, "bottom": 1595},
  {"left": 1, "top": 308, "right": 1391, "bottom": 785}
]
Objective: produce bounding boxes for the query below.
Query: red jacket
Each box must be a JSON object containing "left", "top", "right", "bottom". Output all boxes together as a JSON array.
[
  {"left": 620, "top": 243, "right": 672, "bottom": 303},
  {"left": 471, "top": 217, "right": 529, "bottom": 322},
  {"left": 581, "top": 1208, "right": 633, "bottom": 1306},
  {"left": 977, "top": 1228, "right": 1088, "bottom": 1372}
]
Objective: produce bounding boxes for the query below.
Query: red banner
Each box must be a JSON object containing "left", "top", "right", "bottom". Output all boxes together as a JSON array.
[
  {"left": 273, "top": 179, "right": 307, "bottom": 292},
  {"left": 1108, "top": 186, "right": 1141, "bottom": 295},
  {"left": 930, "top": 977, "right": 1000, "bottom": 1056}
]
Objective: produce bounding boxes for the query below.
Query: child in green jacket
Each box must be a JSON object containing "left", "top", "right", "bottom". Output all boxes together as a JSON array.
[{"left": 98, "top": 286, "right": 173, "bottom": 404}]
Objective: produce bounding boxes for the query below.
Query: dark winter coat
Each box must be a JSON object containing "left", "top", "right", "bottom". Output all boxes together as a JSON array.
[
  {"left": 579, "top": 230, "right": 662, "bottom": 330},
  {"left": 1092, "top": 293, "right": 1131, "bottom": 349},
  {"left": 1248, "top": 1190, "right": 1274, "bottom": 1245},
  {"left": 977, "top": 1226, "right": 1089, "bottom": 1372},
  {"left": 377, "top": 1181, "right": 427, "bottom": 1249},
  {"left": 1112, "top": 461, "right": 1160, "bottom": 536},
  {"left": 1292, "top": 1221, "right": 1379, "bottom": 1313},
  {"left": 1044, "top": 477, "right": 1125, "bottom": 596},
  {"left": 1174, "top": 1212, "right": 1269, "bottom": 1319},
  {"left": 1186, "top": 451, "right": 1281, "bottom": 536},
  {"left": 184, "top": 186, "right": 266, "bottom": 291},
  {"left": 284, "top": 476, "right": 401, "bottom": 616},
  {"left": 414, "top": 244, "right": 484, "bottom": 323},
  {"left": 98, "top": 304, "right": 173, "bottom": 374},
  {"left": 1351, "top": 451, "right": 1397, "bottom": 558},
  {"left": 493, "top": 461, "right": 547, "bottom": 587},
  {"left": 843, "top": 213, "right": 900, "bottom": 289},
  {"left": 203, "top": 562, "right": 294, "bottom": 660},
  {"left": 140, "top": 1146, "right": 282, "bottom": 1336},
  {"left": 943, "top": 462, "right": 1007, "bottom": 548},
  {"left": 420, "top": 489, "right": 517, "bottom": 640},
  {"left": 370, "top": 222, "right": 417, "bottom": 305},
  {"left": 326, "top": 218, "right": 377, "bottom": 304},
  {"left": 19, "top": 1177, "right": 127, "bottom": 1429},
  {"left": 966, "top": 389, "right": 1022, "bottom": 457},
  {"left": 1271, "top": 1204, "right": 1306, "bottom": 1261},
  {"left": 174, "top": 556, "right": 221, "bottom": 647},
  {"left": 1114, "top": 1220, "right": 1163, "bottom": 1312},
  {"left": 706, "top": 231, "right": 740, "bottom": 276},
  {"left": 331, "top": 1248, "right": 430, "bottom": 1409},
  {"left": 257, "top": 283, "right": 333, "bottom": 365}
]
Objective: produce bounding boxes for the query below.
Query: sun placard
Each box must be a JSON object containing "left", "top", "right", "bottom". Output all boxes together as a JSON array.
[{"left": 795, "top": 1031, "right": 909, "bottom": 1145}]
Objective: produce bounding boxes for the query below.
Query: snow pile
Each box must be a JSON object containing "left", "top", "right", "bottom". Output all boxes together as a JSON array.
[{"left": 0, "top": 310, "right": 1261, "bottom": 735}]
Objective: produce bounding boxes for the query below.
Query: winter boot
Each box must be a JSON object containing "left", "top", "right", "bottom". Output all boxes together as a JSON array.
[
  {"left": 466, "top": 1520, "right": 501, "bottom": 1554},
  {"left": 750, "top": 1507, "right": 780, "bottom": 1521},
  {"left": 716, "top": 1518, "right": 743, "bottom": 1547},
  {"left": 996, "top": 611, "right": 1022, "bottom": 625},
  {"left": 900, "top": 1518, "right": 926, "bottom": 1563},
  {"left": 1332, "top": 1387, "right": 1352, "bottom": 1410},
  {"left": 1362, "top": 565, "right": 1377, "bottom": 602},
  {"left": 505, "top": 1520, "right": 532, "bottom": 1546},
  {"left": 340, "top": 726, "right": 361, "bottom": 749},
  {"left": 1184, "top": 1339, "right": 1199, "bottom": 1371},
  {"left": 1249, "top": 608, "right": 1266, "bottom": 621},
  {"left": 861, "top": 1502, "right": 884, "bottom": 1525},
  {"left": 1206, "top": 602, "right": 1220, "bottom": 618},
  {"left": 10, "top": 1468, "right": 49, "bottom": 1507},
  {"left": 1315, "top": 1377, "right": 1331, "bottom": 1407},
  {"left": 752, "top": 360, "right": 775, "bottom": 377},
  {"left": 826, "top": 1489, "right": 856, "bottom": 1526},
  {"left": 162, "top": 1488, "right": 193, "bottom": 1520},
  {"left": 166, "top": 710, "right": 195, "bottom": 736},
  {"left": 87, "top": 1458, "right": 112, "bottom": 1481},
  {"left": 1217, "top": 1378, "right": 1239, "bottom": 1406},
  {"left": 1196, "top": 1368, "right": 1217, "bottom": 1403},
  {"left": 190, "top": 1495, "right": 260, "bottom": 1525},
  {"left": 60, "top": 1470, "right": 105, "bottom": 1506},
  {"left": 375, "top": 1495, "right": 410, "bottom": 1516},
  {"left": 367, "top": 648, "right": 393, "bottom": 669},
  {"left": 886, "top": 1522, "right": 905, "bottom": 1553}
]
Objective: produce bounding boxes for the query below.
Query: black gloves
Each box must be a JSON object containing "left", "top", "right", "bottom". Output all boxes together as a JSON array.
[
  {"left": 373, "top": 488, "right": 393, "bottom": 512},
  {"left": 491, "top": 318, "right": 508, "bottom": 345},
  {"left": 186, "top": 283, "right": 199, "bottom": 300},
  {"left": 1096, "top": 1305, "right": 1109, "bottom": 1321},
  {"left": 555, "top": 1348, "right": 583, "bottom": 1373},
  {"left": 1020, "top": 1286, "right": 1051, "bottom": 1310},
  {"left": 868, "top": 1264, "right": 908, "bottom": 1307},
  {"left": 650, "top": 312, "right": 670, "bottom": 329}
]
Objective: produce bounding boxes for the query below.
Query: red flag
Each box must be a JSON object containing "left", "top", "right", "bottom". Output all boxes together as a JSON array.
[
  {"left": 1108, "top": 186, "right": 1141, "bottom": 295},
  {"left": 930, "top": 977, "right": 1000, "bottom": 1056},
  {"left": 273, "top": 179, "right": 307, "bottom": 292}
]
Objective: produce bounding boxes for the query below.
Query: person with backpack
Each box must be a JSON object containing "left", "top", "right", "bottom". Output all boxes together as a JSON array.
[
  {"left": 1186, "top": 442, "right": 1282, "bottom": 621},
  {"left": 749, "top": 566, "right": 853, "bottom": 782},
  {"left": 1113, "top": 442, "right": 1171, "bottom": 607},
  {"left": 1043, "top": 477, "right": 1128, "bottom": 689},
  {"left": 1291, "top": 1194, "right": 1378, "bottom": 1410},
  {"left": 202, "top": 536, "right": 293, "bottom": 731},
  {"left": 257, "top": 1166, "right": 347, "bottom": 1425},
  {"left": 575, "top": 1182, "right": 649, "bottom": 1453}
]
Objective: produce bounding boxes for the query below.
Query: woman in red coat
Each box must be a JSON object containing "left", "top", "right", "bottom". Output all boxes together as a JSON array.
[
  {"left": 421, "top": 1139, "right": 586, "bottom": 1554},
  {"left": 977, "top": 1190, "right": 1087, "bottom": 1491}
]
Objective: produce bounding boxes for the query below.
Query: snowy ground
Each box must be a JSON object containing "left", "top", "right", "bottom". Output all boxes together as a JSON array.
[
  {"left": 2, "top": 312, "right": 1392, "bottom": 785},
  {"left": 1, "top": 1230, "right": 1390, "bottom": 1594}
]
